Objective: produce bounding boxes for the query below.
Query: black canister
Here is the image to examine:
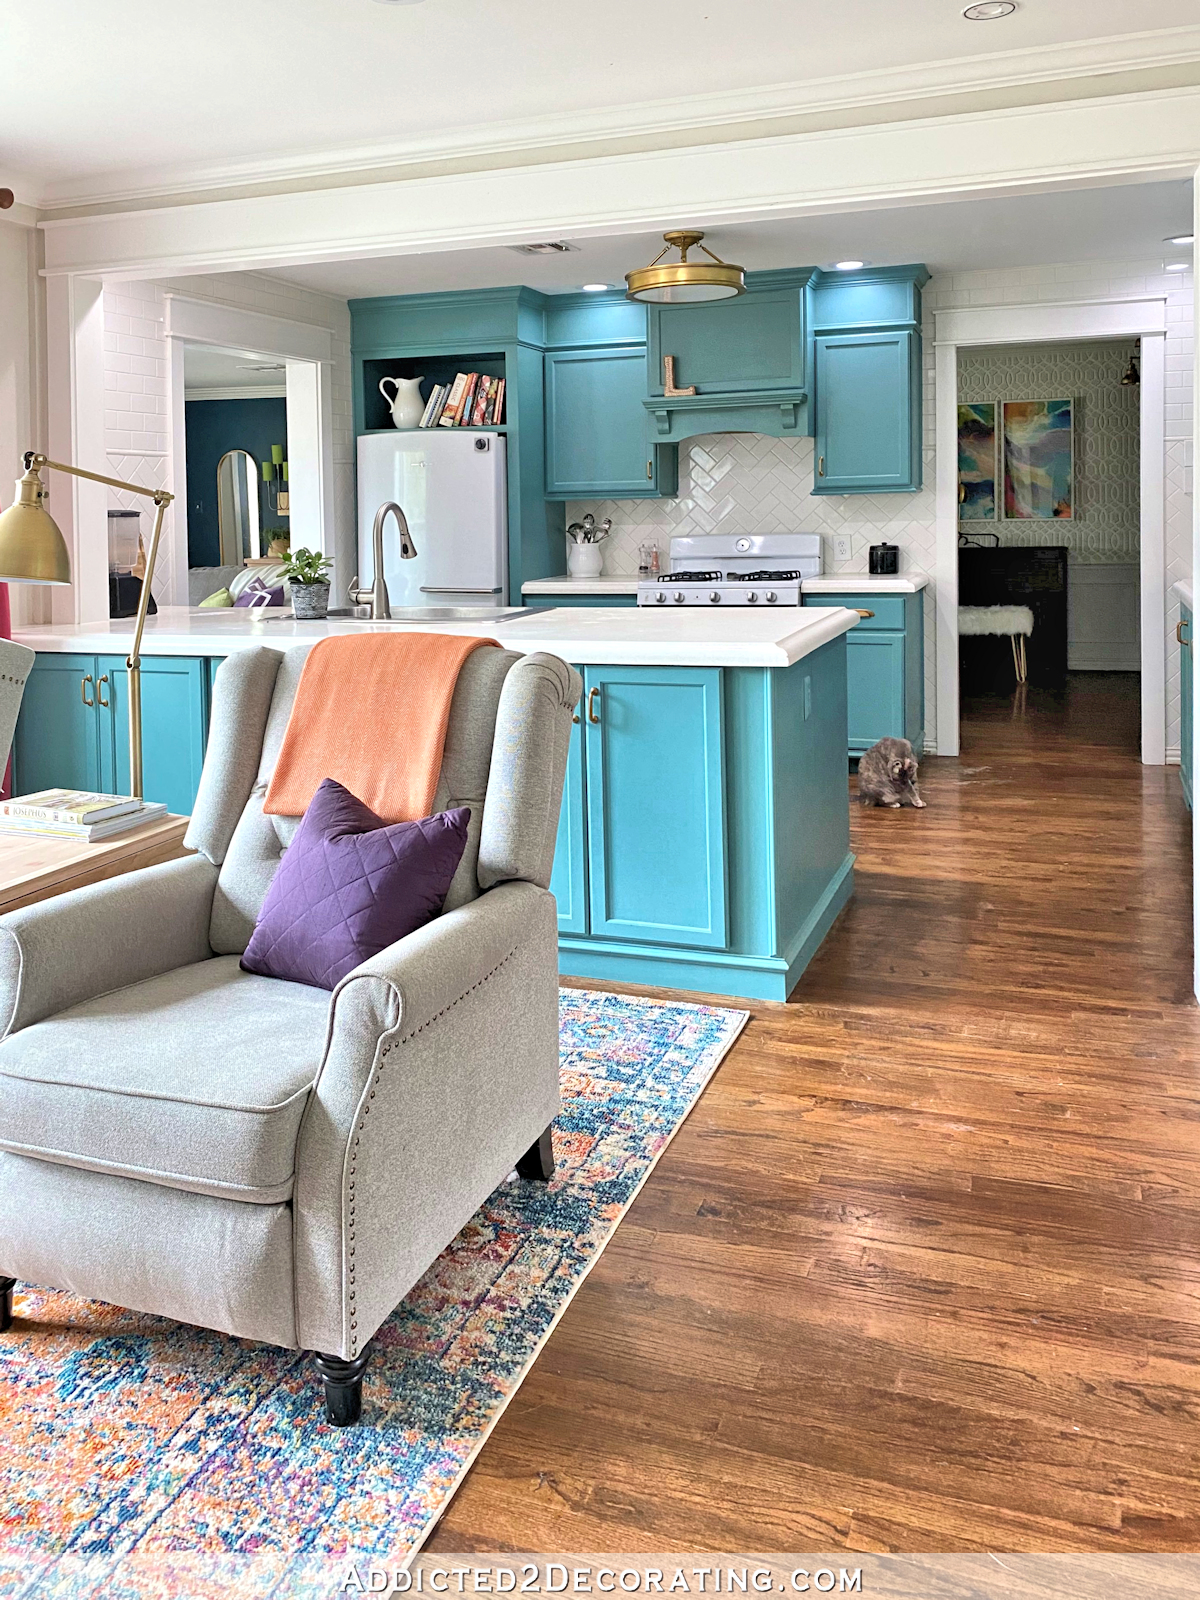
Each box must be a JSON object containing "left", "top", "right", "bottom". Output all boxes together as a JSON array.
[{"left": 869, "top": 542, "right": 899, "bottom": 576}]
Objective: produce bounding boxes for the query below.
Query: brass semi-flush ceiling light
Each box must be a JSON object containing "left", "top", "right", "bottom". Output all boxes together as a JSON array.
[{"left": 625, "top": 231, "right": 745, "bottom": 304}]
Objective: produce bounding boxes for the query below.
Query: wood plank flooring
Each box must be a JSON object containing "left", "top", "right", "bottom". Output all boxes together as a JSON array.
[{"left": 429, "top": 673, "right": 1200, "bottom": 1554}]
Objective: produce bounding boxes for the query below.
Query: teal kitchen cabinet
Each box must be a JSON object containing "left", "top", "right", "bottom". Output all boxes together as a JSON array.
[
  {"left": 584, "top": 664, "right": 727, "bottom": 949},
  {"left": 13, "top": 654, "right": 103, "bottom": 794},
  {"left": 544, "top": 346, "right": 676, "bottom": 498},
  {"left": 1180, "top": 604, "right": 1192, "bottom": 810},
  {"left": 809, "top": 264, "right": 928, "bottom": 495},
  {"left": 813, "top": 330, "right": 920, "bottom": 493},
  {"left": 549, "top": 709, "right": 588, "bottom": 934},
  {"left": 547, "top": 645, "right": 855, "bottom": 1002},
  {"left": 803, "top": 592, "right": 924, "bottom": 756},
  {"left": 14, "top": 654, "right": 211, "bottom": 815}
]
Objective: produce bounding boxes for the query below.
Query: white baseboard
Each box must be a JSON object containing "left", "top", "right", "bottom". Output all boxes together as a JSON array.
[{"left": 1068, "top": 563, "right": 1140, "bottom": 672}]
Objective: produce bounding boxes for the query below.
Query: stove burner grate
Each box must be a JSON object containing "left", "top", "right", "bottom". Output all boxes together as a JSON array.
[
  {"left": 657, "top": 570, "right": 724, "bottom": 583},
  {"left": 728, "top": 569, "right": 807, "bottom": 582}
]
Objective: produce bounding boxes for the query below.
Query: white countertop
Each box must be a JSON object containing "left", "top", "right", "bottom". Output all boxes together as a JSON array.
[
  {"left": 522, "top": 571, "right": 929, "bottom": 596},
  {"left": 1173, "top": 579, "right": 1193, "bottom": 610},
  {"left": 15, "top": 603, "right": 861, "bottom": 670}
]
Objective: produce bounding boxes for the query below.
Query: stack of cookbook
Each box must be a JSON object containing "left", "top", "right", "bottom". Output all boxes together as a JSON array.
[
  {"left": 418, "top": 372, "right": 505, "bottom": 429},
  {"left": 0, "top": 789, "right": 167, "bottom": 843}
]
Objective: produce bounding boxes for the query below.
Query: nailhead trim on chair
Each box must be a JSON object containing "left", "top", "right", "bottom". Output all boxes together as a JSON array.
[{"left": 343, "top": 944, "right": 520, "bottom": 1357}]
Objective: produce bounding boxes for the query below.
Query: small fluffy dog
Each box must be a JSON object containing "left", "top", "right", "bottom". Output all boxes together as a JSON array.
[{"left": 857, "top": 736, "right": 926, "bottom": 808}]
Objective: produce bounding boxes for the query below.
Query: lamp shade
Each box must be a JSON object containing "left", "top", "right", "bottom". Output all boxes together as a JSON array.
[{"left": 0, "top": 466, "right": 72, "bottom": 584}]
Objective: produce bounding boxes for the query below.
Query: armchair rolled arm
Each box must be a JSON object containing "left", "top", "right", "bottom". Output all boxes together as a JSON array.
[
  {"left": 0, "top": 854, "right": 219, "bottom": 1038},
  {"left": 293, "top": 880, "right": 562, "bottom": 1355}
]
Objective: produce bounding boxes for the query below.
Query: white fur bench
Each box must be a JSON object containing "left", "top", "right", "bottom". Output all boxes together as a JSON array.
[{"left": 958, "top": 604, "right": 1035, "bottom": 685}]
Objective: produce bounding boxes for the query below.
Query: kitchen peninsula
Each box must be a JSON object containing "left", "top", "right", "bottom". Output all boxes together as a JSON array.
[{"left": 14, "top": 603, "right": 859, "bottom": 1002}]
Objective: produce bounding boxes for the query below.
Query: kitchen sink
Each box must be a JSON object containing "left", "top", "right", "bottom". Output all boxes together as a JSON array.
[{"left": 261, "top": 605, "right": 528, "bottom": 623}]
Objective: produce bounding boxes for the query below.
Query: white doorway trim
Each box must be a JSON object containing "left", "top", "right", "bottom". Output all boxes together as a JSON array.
[
  {"left": 933, "top": 295, "right": 1169, "bottom": 763},
  {"left": 162, "top": 292, "right": 336, "bottom": 601}
]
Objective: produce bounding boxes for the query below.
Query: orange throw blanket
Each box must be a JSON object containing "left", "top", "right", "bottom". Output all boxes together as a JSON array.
[{"left": 263, "top": 632, "right": 499, "bottom": 822}]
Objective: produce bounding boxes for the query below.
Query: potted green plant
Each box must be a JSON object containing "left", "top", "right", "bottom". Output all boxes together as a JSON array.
[{"left": 281, "top": 547, "right": 333, "bottom": 620}]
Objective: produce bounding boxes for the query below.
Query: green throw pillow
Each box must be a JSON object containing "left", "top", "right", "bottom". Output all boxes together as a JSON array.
[{"left": 199, "top": 587, "right": 233, "bottom": 608}]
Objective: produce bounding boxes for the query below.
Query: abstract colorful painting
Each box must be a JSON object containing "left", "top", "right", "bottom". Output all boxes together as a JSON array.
[
  {"left": 1002, "top": 398, "right": 1073, "bottom": 519},
  {"left": 957, "top": 401, "right": 997, "bottom": 520}
]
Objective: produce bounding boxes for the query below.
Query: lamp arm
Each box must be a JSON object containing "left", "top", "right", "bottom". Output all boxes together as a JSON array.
[{"left": 28, "top": 452, "right": 174, "bottom": 801}]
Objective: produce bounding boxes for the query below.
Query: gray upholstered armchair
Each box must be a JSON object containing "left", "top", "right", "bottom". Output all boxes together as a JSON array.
[{"left": 0, "top": 642, "right": 581, "bottom": 1425}]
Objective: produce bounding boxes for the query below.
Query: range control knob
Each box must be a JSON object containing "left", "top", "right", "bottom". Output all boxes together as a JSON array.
[
  {"left": 765, "top": 591, "right": 778, "bottom": 603},
  {"left": 655, "top": 591, "right": 667, "bottom": 604},
  {"left": 709, "top": 591, "right": 722, "bottom": 604},
  {"left": 673, "top": 590, "right": 686, "bottom": 603},
  {"left": 747, "top": 591, "right": 759, "bottom": 604}
]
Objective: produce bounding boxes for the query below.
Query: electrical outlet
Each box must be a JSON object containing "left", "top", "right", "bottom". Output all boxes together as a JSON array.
[{"left": 834, "top": 535, "right": 852, "bottom": 564}]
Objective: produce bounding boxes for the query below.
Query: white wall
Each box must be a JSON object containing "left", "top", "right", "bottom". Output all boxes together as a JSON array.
[
  {"left": 569, "top": 255, "right": 1193, "bottom": 754},
  {"left": 101, "top": 271, "right": 353, "bottom": 604},
  {"left": 0, "top": 216, "right": 48, "bottom": 627}
]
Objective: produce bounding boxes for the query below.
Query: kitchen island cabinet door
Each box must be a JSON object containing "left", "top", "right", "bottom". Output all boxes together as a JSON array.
[
  {"left": 583, "top": 664, "right": 727, "bottom": 949},
  {"left": 549, "top": 707, "right": 588, "bottom": 934},
  {"left": 845, "top": 633, "right": 907, "bottom": 755},
  {"left": 544, "top": 347, "right": 675, "bottom": 498},
  {"left": 13, "top": 653, "right": 103, "bottom": 796},
  {"left": 98, "top": 655, "right": 210, "bottom": 816}
]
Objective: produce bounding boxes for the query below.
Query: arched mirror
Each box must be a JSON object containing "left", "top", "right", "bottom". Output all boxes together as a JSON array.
[{"left": 216, "top": 449, "right": 261, "bottom": 565}]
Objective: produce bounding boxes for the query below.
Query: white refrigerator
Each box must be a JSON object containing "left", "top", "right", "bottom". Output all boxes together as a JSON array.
[{"left": 356, "top": 430, "right": 509, "bottom": 609}]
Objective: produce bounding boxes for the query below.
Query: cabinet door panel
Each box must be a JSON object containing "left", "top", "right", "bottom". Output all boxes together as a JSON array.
[
  {"left": 13, "top": 654, "right": 102, "bottom": 795},
  {"left": 1182, "top": 607, "right": 1193, "bottom": 810},
  {"left": 100, "top": 655, "right": 209, "bottom": 815},
  {"left": 545, "top": 347, "right": 657, "bottom": 497},
  {"left": 815, "top": 330, "right": 917, "bottom": 492},
  {"left": 649, "top": 289, "right": 803, "bottom": 395},
  {"left": 584, "top": 665, "right": 727, "bottom": 948},
  {"left": 846, "top": 634, "right": 906, "bottom": 754},
  {"left": 550, "top": 707, "right": 588, "bottom": 934}
]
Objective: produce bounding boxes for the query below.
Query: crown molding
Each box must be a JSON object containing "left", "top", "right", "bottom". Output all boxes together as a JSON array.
[
  {"left": 30, "top": 23, "right": 1200, "bottom": 214},
  {"left": 185, "top": 385, "right": 288, "bottom": 401}
]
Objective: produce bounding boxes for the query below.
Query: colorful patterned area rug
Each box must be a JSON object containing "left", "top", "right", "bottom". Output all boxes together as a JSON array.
[{"left": 0, "top": 989, "right": 747, "bottom": 1599}]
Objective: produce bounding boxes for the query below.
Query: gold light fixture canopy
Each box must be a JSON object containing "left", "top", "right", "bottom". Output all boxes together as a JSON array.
[
  {"left": 625, "top": 230, "right": 745, "bottom": 304},
  {"left": 0, "top": 458, "right": 71, "bottom": 584}
]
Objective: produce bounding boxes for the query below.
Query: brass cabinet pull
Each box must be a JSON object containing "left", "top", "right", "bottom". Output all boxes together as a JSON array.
[
  {"left": 856, "top": 609, "right": 875, "bottom": 619},
  {"left": 646, "top": 459, "right": 653, "bottom": 481},
  {"left": 572, "top": 712, "right": 581, "bottom": 725},
  {"left": 818, "top": 455, "right": 826, "bottom": 477},
  {"left": 80, "top": 674, "right": 94, "bottom": 708},
  {"left": 587, "top": 686, "right": 601, "bottom": 724},
  {"left": 96, "top": 673, "right": 110, "bottom": 707},
  {"left": 1178, "top": 620, "right": 1190, "bottom": 648}
]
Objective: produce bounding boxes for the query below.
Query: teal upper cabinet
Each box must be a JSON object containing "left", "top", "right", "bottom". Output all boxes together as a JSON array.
[
  {"left": 544, "top": 347, "right": 676, "bottom": 499},
  {"left": 643, "top": 268, "right": 812, "bottom": 442},
  {"left": 809, "top": 265, "right": 928, "bottom": 495}
]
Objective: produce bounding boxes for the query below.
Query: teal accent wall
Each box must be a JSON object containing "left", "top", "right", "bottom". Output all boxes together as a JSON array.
[{"left": 185, "top": 396, "right": 288, "bottom": 567}]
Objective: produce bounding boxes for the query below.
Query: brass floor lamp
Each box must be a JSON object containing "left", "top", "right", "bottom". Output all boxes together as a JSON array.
[{"left": 0, "top": 452, "right": 173, "bottom": 799}]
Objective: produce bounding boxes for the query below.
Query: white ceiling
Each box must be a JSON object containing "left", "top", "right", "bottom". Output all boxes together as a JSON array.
[
  {"left": 262, "top": 178, "right": 1194, "bottom": 299},
  {"left": 183, "top": 345, "right": 287, "bottom": 392},
  {"left": 2, "top": 1, "right": 1198, "bottom": 202}
]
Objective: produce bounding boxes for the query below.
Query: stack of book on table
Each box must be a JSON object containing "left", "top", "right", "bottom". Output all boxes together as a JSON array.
[
  {"left": 418, "top": 373, "right": 505, "bottom": 429},
  {"left": 0, "top": 790, "right": 168, "bottom": 843}
]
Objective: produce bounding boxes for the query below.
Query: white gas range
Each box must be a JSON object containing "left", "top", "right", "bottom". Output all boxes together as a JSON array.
[{"left": 637, "top": 533, "right": 822, "bottom": 608}]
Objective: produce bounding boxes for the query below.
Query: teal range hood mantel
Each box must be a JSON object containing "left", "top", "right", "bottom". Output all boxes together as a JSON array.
[{"left": 644, "top": 388, "right": 807, "bottom": 440}]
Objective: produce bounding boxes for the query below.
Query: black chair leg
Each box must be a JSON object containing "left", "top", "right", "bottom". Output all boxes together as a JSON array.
[
  {"left": 0, "top": 1277, "right": 15, "bottom": 1332},
  {"left": 516, "top": 1125, "right": 555, "bottom": 1182},
  {"left": 314, "top": 1348, "right": 370, "bottom": 1427}
]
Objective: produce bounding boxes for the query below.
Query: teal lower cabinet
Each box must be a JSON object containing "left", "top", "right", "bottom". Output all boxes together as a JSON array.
[
  {"left": 14, "top": 653, "right": 211, "bottom": 816},
  {"left": 522, "top": 594, "right": 638, "bottom": 609},
  {"left": 551, "top": 644, "right": 855, "bottom": 1003},
  {"left": 803, "top": 592, "right": 924, "bottom": 756},
  {"left": 1181, "top": 604, "right": 1192, "bottom": 810}
]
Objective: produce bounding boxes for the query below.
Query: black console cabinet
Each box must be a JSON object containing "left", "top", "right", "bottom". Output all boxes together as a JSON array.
[{"left": 959, "top": 545, "right": 1068, "bottom": 692}]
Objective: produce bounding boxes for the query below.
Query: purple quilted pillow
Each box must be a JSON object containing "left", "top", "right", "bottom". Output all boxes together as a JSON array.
[{"left": 240, "top": 778, "right": 470, "bottom": 990}]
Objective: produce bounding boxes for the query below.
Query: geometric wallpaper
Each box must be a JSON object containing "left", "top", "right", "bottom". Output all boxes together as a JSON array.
[{"left": 957, "top": 339, "right": 1140, "bottom": 564}]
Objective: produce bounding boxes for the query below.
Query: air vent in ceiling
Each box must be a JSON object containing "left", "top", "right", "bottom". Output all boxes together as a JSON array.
[{"left": 508, "top": 241, "right": 580, "bottom": 255}]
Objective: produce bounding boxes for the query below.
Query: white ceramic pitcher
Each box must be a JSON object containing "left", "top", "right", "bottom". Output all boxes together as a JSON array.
[{"left": 379, "top": 375, "right": 426, "bottom": 430}]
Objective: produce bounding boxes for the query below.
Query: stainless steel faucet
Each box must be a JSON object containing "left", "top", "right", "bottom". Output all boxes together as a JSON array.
[{"left": 349, "top": 501, "right": 417, "bottom": 620}]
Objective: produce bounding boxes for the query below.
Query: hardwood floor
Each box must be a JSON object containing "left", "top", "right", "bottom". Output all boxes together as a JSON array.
[{"left": 430, "top": 673, "right": 1200, "bottom": 1554}]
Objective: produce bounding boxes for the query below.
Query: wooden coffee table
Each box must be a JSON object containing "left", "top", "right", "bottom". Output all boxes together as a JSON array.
[{"left": 0, "top": 814, "right": 191, "bottom": 916}]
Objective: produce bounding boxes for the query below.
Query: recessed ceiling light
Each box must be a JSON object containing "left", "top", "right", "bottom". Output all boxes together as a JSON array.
[
  {"left": 582, "top": 283, "right": 610, "bottom": 292},
  {"left": 963, "top": 1, "right": 1016, "bottom": 16},
  {"left": 1165, "top": 262, "right": 1190, "bottom": 273},
  {"left": 834, "top": 260, "right": 865, "bottom": 271},
  {"left": 1166, "top": 234, "right": 1194, "bottom": 246}
]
